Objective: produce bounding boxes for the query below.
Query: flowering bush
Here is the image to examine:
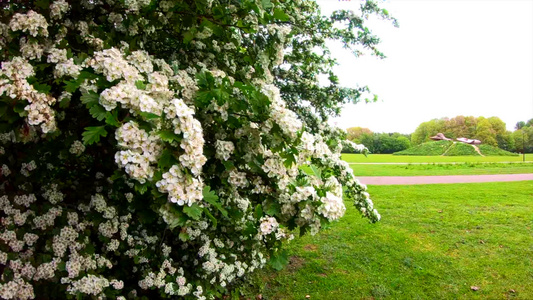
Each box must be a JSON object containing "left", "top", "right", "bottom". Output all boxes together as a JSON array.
[{"left": 0, "top": 0, "right": 394, "bottom": 298}]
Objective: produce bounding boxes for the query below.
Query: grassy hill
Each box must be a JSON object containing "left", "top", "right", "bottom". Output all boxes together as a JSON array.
[{"left": 394, "top": 141, "right": 518, "bottom": 156}]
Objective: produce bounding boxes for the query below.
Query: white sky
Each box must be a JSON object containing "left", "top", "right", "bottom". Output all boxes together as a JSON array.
[{"left": 317, "top": 0, "right": 533, "bottom": 134}]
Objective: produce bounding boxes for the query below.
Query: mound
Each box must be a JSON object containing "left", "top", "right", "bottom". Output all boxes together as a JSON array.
[
  {"left": 394, "top": 140, "right": 453, "bottom": 156},
  {"left": 394, "top": 141, "right": 518, "bottom": 156},
  {"left": 444, "top": 142, "right": 480, "bottom": 156},
  {"left": 478, "top": 144, "right": 519, "bottom": 156}
]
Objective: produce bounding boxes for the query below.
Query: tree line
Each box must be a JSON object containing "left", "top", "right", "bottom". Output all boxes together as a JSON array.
[{"left": 346, "top": 116, "right": 533, "bottom": 154}]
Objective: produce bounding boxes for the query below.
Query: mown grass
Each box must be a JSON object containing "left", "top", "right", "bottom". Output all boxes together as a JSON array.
[
  {"left": 342, "top": 153, "right": 533, "bottom": 163},
  {"left": 350, "top": 162, "right": 533, "bottom": 176},
  {"left": 245, "top": 181, "right": 533, "bottom": 299}
]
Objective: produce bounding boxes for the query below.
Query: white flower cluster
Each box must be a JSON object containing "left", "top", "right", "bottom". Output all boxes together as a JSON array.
[
  {"left": 99, "top": 81, "right": 161, "bottom": 114},
  {"left": 215, "top": 140, "right": 235, "bottom": 161},
  {"left": 69, "top": 140, "right": 86, "bottom": 156},
  {"left": 262, "top": 84, "right": 303, "bottom": 139},
  {"left": 49, "top": 0, "right": 70, "bottom": 20},
  {"left": 9, "top": 10, "right": 49, "bottom": 37},
  {"left": 156, "top": 98, "right": 206, "bottom": 206},
  {"left": 88, "top": 48, "right": 142, "bottom": 83},
  {"left": 19, "top": 38, "right": 43, "bottom": 61},
  {"left": 259, "top": 216, "right": 279, "bottom": 236},
  {"left": 0, "top": 57, "right": 57, "bottom": 133},
  {"left": 115, "top": 121, "right": 162, "bottom": 182}
]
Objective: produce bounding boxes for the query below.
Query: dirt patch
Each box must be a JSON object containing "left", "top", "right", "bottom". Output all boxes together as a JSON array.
[
  {"left": 303, "top": 244, "right": 318, "bottom": 251},
  {"left": 287, "top": 256, "right": 305, "bottom": 272}
]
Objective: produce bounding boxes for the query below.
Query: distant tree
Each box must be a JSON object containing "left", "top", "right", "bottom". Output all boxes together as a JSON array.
[
  {"left": 475, "top": 118, "right": 498, "bottom": 146},
  {"left": 527, "top": 119, "right": 533, "bottom": 127},
  {"left": 411, "top": 119, "right": 445, "bottom": 145},
  {"left": 515, "top": 121, "right": 526, "bottom": 130},
  {"left": 497, "top": 131, "right": 515, "bottom": 152},
  {"left": 360, "top": 132, "right": 410, "bottom": 153},
  {"left": 346, "top": 126, "right": 372, "bottom": 141}
]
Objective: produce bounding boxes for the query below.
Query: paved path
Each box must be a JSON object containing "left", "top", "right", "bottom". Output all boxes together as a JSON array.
[
  {"left": 355, "top": 174, "right": 533, "bottom": 185},
  {"left": 349, "top": 162, "right": 533, "bottom": 165}
]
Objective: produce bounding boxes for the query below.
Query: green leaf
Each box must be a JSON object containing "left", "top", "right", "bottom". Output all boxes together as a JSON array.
[
  {"left": 31, "top": 82, "right": 52, "bottom": 94},
  {"left": 105, "top": 111, "right": 120, "bottom": 127},
  {"left": 264, "top": 201, "right": 280, "bottom": 216},
  {"left": 82, "top": 126, "right": 107, "bottom": 145},
  {"left": 158, "top": 130, "right": 181, "bottom": 143},
  {"left": 183, "top": 31, "right": 194, "bottom": 44},
  {"left": 179, "top": 231, "right": 190, "bottom": 241},
  {"left": 273, "top": 8, "right": 290, "bottom": 22},
  {"left": 13, "top": 102, "right": 27, "bottom": 114},
  {"left": 158, "top": 148, "right": 177, "bottom": 169},
  {"left": 310, "top": 164, "right": 322, "bottom": 180},
  {"left": 269, "top": 250, "right": 289, "bottom": 271},
  {"left": 139, "top": 111, "right": 160, "bottom": 120},
  {"left": 59, "top": 96, "right": 71, "bottom": 108},
  {"left": 135, "top": 182, "right": 149, "bottom": 195},
  {"left": 183, "top": 203, "right": 203, "bottom": 220},
  {"left": 34, "top": 0, "right": 50, "bottom": 10},
  {"left": 135, "top": 80, "right": 147, "bottom": 90},
  {"left": 64, "top": 79, "right": 82, "bottom": 93},
  {"left": 80, "top": 92, "right": 99, "bottom": 108},
  {"left": 254, "top": 204, "right": 263, "bottom": 219},
  {"left": 89, "top": 105, "right": 108, "bottom": 121},
  {"left": 203, "top": 186, "right": 228, "bottom": 217},
  {"left": 0, "top": 103, "right": 7, "bottom": 117},
  {"left": 203, "top": 207, "right": 217, "bottom": 228}
]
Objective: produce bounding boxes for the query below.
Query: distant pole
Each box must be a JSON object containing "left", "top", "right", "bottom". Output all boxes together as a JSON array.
[{"left": 522, "top": 128, "right": 526, "bottom": 162}]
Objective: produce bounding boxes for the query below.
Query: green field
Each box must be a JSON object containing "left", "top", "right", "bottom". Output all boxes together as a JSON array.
[
  {"left": 350, "top": 162, "right": 533, "bottom": 176},
  {"left": 246, "top": 181, "right": 533, "bottom": 299},
  {"left": 342, "top": 153, "right": 533, "bottom": 163}
]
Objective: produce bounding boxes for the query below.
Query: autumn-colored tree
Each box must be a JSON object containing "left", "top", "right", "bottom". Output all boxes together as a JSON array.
[{"left": 346, "top": 126, "right": 372, "bottom": 141}]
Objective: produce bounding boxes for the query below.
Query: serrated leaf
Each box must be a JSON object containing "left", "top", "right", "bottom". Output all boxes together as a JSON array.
[
  {"left": 105, "top": 111, "right": 120, "bottom": 127},
  {"left": 82, "top": 126, "right": 107, "bottom": 145},
  {"left": 64, "top": 80, "right": 82, "bottom": 93},
  {"left": 264, "top": 201, "right": 280, "bottom": 216},
  {"left": 158, "top": 130, "right": 181, "bottom": 143},
  {"left": 80, "top": 92, "right": 99, "bottom": 108},
  {"left": 183, "top": 203, "right": 203, "bottom": 220},
  {"left": 89, "top": 105, "right": 108, "bottom": 121},
  {"left": 158, "top": 148, "right": 177, "bottom": 169},
  {"left": 269, "top": 250, "right": 289, "bottom": 271},
  {"left": 254, "top": 204, "right": 263, "bottom": 219},
  {"left": 135, "top": 182, "right": 149, "bottom": 195},
  {"left": 203, "top": 186, "right": 228, "bottom": 217}
]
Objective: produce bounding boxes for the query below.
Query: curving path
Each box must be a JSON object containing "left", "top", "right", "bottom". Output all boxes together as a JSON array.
[{"left": 355, "top": 173, "right": 533, "bottom": 185}]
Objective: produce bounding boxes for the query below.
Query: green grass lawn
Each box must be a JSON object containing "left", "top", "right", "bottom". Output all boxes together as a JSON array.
[
  {"left": 350, "top": 162, "right": 533, "bottom": 176},
  {"left": 246, "top": 181, "right": 533, "bottom": 299},
  {"left": 342, "top": 153, "right": 533, "bottom": 163}
]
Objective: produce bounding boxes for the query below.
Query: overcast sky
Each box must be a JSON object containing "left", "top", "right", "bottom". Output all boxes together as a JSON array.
[{"left": 316, "top": 0, "right": 533, "bottom": 134}]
